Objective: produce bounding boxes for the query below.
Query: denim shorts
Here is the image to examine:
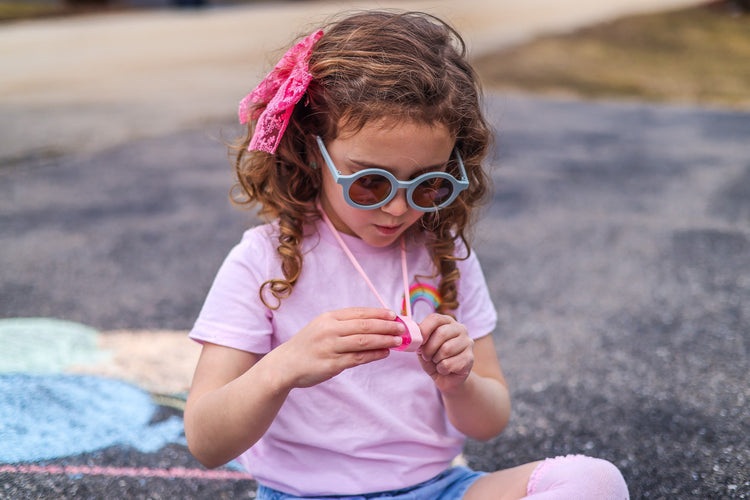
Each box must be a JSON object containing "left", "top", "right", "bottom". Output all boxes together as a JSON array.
[{"left": 256, "top": 466, "right": 486, "bottom": 500}]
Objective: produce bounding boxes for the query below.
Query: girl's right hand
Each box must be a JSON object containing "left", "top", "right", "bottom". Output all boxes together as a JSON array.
[
  {"left": 185, "top": 307, "right": 403, "bottom": 468},
  {"left": 273, "top": 307, "right": 405, "bottom": 388}
]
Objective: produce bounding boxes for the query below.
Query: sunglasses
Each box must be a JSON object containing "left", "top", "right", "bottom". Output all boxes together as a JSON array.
[{"left": 316, "top": 136, "right": 469, "bottom": 212}]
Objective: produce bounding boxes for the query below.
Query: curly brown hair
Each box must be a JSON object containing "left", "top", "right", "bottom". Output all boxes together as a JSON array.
[{"left": 231, "top": 10, "right": 492, "bottom": 313}]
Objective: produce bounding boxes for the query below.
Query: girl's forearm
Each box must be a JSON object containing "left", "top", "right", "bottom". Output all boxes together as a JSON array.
[
  {"left": 440, "top": 372, "right": 511, "bottom": 441},
  {"left": 184, "top": 351, "right": 292, "bottom": 469}
]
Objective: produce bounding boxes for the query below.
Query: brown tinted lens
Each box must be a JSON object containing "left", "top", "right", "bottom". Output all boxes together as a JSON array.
[
  {"left": 413, "top": 177, "right": 453, "bottom": 208},
  {"left": 349, "top": 174, "right": 392, "bottom": 206}
]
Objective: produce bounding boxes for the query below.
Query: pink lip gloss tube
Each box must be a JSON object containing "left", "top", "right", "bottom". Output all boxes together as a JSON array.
[{"left": 392, "top": 316, "right": 422, "bottom": 352}]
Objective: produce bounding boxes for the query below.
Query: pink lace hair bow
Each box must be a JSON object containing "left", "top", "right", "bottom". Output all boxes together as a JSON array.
[{"left": 239, "top": 30, "right": 324, "bottom": 153}]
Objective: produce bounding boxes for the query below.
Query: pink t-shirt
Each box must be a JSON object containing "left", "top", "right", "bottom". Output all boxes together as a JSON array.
[{"left": 189, "top": 219, "right": 498, "bottom": 496}]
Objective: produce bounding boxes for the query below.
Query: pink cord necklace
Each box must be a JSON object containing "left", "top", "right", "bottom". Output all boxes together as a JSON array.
[{"left": 318, "top": 205, "right": 423, "bottom": 352}]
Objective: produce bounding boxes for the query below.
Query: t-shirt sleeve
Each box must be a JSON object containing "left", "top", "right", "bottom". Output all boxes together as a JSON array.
[
  {"left": 189, "top": 227, "right": 275, "bottom": 354},
  {"left": 455, "top": 246, "right": 498, "bottom": 340}
]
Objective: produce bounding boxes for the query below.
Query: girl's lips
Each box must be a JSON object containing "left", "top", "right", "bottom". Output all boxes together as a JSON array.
[{"left": 374, "top": 224, "right": 402, "bottom": 235}]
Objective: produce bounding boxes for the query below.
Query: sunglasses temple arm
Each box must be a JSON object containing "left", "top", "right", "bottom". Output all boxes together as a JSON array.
[
  {"left": 454, "top": 150, "right": 470, "bottom": 186},
  {"left": 316, "top": 136, "right": 341, "bottom": 178}
]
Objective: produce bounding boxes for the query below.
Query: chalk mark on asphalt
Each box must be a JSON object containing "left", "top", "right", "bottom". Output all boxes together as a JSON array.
[
  {"left": 0, "top": 464, "right": 252, "bottom": 480},
  {"left": 0, "top": 373, "right": 185, "bottom": 463}
]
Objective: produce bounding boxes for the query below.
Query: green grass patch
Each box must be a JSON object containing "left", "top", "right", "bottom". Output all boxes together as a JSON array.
[
  {"left": 0, "top": 2, "right": 65, "bottom": 21},
  {"left": 473, "top": 2, "right": 750, "bottom": 109}
]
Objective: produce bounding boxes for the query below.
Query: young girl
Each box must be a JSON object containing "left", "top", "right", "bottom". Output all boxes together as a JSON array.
[{"left": 184, "top": 11, "right": 629, "bottom": 499}]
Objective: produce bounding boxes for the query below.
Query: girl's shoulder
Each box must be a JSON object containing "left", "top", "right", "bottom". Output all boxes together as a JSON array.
[
  {"left": 432, "top": 233, "right": 484, "bottom": 282},
  {"left": 239, "top": 221, "right": 278, "bottom": 244},
  {"left": 229, "top": 219, "right": 321, "bottom": 266},
  {"left": 452, "top": 234, "right": 471, "bottom": 260},
  {"left": 412, "top": 230, "right": 472, "bottom": 260},
  {"left": 235, "top": 221, "right": 277, "bottom": 249},
  {"left": 223, "top": 222, "right": 281, "bottom": 271}
]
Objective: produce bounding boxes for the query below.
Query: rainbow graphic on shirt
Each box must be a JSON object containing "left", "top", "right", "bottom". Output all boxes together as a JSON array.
[{"left": 401, "top": 283, "right": 442, "bottom": 316}]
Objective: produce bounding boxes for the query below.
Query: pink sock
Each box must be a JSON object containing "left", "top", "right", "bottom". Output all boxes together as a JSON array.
[{"left": 525, "top": 454, "right": 629, "bottom": 499}]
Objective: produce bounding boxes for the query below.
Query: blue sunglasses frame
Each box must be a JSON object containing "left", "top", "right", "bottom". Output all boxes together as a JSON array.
[{"left": 315, "top": 136, "right": 469, "bottom": 212}]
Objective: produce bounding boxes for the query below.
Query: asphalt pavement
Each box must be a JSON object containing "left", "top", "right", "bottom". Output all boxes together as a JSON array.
[{"left": 1, "top": 1, "right": 748, "bottom": 498}]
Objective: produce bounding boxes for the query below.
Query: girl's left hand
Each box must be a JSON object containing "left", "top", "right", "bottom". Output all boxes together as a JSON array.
[{"left": 417, "top": 313, "right": 474, "bottom": 394}]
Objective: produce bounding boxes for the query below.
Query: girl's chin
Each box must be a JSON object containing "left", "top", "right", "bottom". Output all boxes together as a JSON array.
[{"left": 354, "top": 228, "right": 403, "bottom": 247}]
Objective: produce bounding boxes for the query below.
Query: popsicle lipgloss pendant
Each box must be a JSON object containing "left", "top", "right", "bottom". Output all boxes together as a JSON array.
[
  {"left": 392, "top": 316, "right": 422, "bottom": 352},
  {"left": 318, "top": 205, "right": 423, "bottom": 352}
]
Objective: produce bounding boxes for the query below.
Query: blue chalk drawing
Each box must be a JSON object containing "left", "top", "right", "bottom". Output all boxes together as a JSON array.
[
  {"left": 0, "top": 373, "right": 186, "bottom": 463},
  {"left": 0, "top": 318, "right": 108, "bottom": 374}
]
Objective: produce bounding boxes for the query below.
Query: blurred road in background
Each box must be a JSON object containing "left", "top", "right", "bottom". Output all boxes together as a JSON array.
[
  {"left": 1, "top": 0, "right": 703, "bottom": 164},
  {"left": 3, "top": 0, "right": 748, "bottom": 499}
]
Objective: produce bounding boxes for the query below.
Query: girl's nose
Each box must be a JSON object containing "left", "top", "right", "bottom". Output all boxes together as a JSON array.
[{"left": 381, "top": 188, "right": 410, "bottom": 216}]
